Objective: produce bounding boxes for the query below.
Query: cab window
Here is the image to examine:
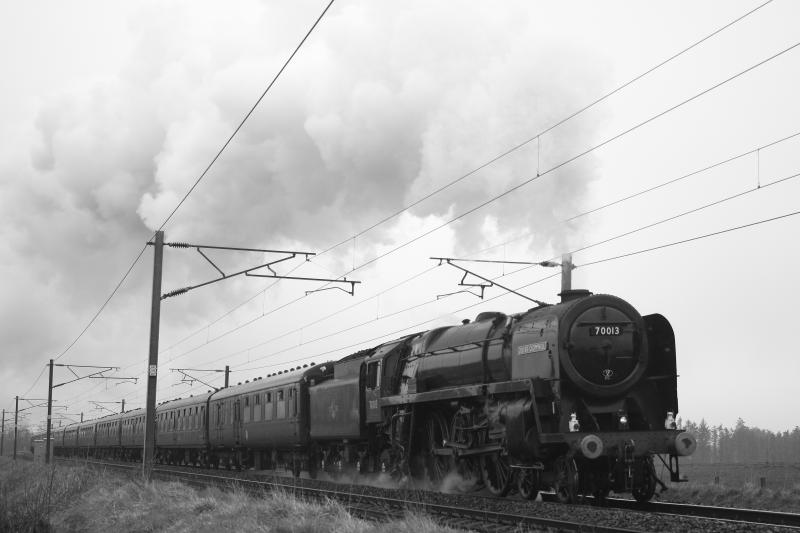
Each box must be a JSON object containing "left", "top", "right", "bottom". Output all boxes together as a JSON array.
[{"left": 367, "top": 361, "right": 380, "bottom": 389}]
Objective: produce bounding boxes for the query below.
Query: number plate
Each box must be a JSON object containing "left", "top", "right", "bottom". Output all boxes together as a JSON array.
[{"left": 589, "top": 324, "right": 624, "bottom": 336}]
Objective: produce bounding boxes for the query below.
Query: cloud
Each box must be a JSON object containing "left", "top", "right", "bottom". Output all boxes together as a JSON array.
[{"left": 132, "top": 1, "right": 606, "bottom": 255}]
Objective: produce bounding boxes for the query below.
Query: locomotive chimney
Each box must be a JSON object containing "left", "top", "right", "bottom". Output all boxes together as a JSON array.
[
  {"left": 560, "top": 253, "right": 573, "bottom": 294},
  {"left": 558, "top": 254, "right": 591, "bottom": 303}
]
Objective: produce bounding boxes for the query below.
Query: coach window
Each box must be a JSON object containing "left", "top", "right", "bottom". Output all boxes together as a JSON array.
[
  {"left": 290, "top": 388, "right": 297, "bottom": 417},
  {"left": 244, "top": 396, "right": 250, "bottom": 423},
  {"left": 254, "top": 394, "right": 261, "bottom": 421},
  {"left": 277, "top": 389, "right": 285, "bottom": 419}
]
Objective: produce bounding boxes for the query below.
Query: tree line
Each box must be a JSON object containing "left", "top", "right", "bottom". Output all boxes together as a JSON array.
[{"left": 679, "top": 418, "right": 800, "bottom": 463}]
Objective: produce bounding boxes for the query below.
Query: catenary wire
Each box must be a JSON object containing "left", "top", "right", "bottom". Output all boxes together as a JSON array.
[
  {"left": 57, "top": 147, "right": 800, "bottom": 407},
  {"left": 157, "top": 35, "right": 800, "bottom": 370},
  {"left": 171, "top": 201, "right": 800, "bottom": 389},
  {"left": 578, "top": 209, "right": 800, "bottom": 269},
  {"left": 314, "top": 0, "right": 777, "bottom": 257},
  {"left": 166, "top": 265, "right": 440, "bottom": 365},
  {"left": 157, "top": 131, "right": 800, "bottom": 365},
  {"left": 325, "top": 40, "right": 800, "bottom": 278},
  {"left": 100, "top": 195, "right": 800, "bottom": 406},
  {"left": 47, "top": 9, "right": 792, "bottom": 412},
  {"left": 228, "top": 169, "right": 800, "bottom": 375},
  {"left": 64, "top": 197, "right": 800, "bottom": 410},
  {"left": 56, "top": 151, "right": 800, "bottom": 410},
  {"left": 569, "top": 171, "right": 800, "bottom": 257},
  {"left": 160, "top": 1, "right": 777, "bottom": 353},
  {"left": 473, "top": 130, "right": 800, "bottom": 257}
]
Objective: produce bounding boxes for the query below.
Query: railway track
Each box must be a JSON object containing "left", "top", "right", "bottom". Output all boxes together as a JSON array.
[
  {"left": 57, "top": 458, "right": 800, "bottom": 532},
  {"left": 604, "top": 497, "right": 800, "bottom": 529},
  {"left": 536, "top": 492, "right": 800, "bottom": 529}
]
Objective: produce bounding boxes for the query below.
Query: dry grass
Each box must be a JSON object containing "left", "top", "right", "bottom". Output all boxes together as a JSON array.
[
  {"left": 0, "top": 457, "right": 95, "bottom": 532},
  {"left": 662, "top": 480, "right": 800, "bottom": 512},
  {"left": 0, "top": 459, "right": 468, "bottom": 533},
  {"left": 658, "top": 462, "right": 800, "bottom": 512}
]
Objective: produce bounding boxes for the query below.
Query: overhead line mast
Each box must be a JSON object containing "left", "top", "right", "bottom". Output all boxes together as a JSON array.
[{"left": 142, "top": 232, "right": 360, "bottom": 479}]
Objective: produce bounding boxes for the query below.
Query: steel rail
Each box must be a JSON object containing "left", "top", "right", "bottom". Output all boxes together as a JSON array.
[{"left": 603, "top": 497, "right": 800, "bottom": 529}]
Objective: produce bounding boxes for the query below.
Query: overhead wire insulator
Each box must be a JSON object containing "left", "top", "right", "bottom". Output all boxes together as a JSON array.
[
  {"left": 167, "top": 242, "right": 190, "bottom": 248},
  {"left": 538, "top": 261, "right": 560, "bottom": 268},
  {"left": 162, "top": 287, "right": 190, "bottom": 299}
]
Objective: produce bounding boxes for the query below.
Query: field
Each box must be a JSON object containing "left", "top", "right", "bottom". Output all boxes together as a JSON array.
[
  {"left": 0, "top": 458, "right": 464, "bottom": 533},
  {"left": 660, "top": 462, "right": 800, "bottom": 512},
  {"left": 678, "top": 462, "right": 800, "bottom": 488}
]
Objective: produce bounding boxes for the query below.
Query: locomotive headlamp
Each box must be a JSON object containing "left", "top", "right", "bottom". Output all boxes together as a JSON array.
[
  {"left": 568, "top": 412, "right": 580, "bottom": 432},
  {"left": 618, "top": 411, "right": 629, "bottom": 430},
  {"left": 664, "top": 411, "right": 677, "bottom": 430}
]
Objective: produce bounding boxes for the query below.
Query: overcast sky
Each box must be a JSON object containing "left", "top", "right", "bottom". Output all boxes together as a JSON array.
[{"left": 1, "top": 0, "right": 798, "bottom": 433}]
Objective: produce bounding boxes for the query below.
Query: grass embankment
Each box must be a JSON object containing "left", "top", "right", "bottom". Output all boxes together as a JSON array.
[{"left": 0, "top": 459, "right": 465, "bottom": 533}]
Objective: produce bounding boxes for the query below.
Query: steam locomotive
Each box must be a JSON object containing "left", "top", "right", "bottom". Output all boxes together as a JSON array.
[{"left": 53, "top": 289, "right": 696, "bottom": 503}]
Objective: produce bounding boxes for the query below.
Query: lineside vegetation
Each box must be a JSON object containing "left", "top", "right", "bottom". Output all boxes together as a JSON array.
[{"left": 0, "top": 459, "right": 464, "bottom": 533}]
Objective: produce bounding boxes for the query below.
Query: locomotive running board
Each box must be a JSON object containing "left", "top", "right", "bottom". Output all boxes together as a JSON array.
[{"left": 380, "top": 379, "right": 532, "bottom": 407}]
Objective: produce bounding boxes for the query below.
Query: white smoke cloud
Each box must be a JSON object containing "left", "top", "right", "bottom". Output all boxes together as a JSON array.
[
  {"left": 132, "top": 2, "right": 605, "bottom": 253},
  {"left": 0, "top": 1, "right": 606, "bottom": 411}
]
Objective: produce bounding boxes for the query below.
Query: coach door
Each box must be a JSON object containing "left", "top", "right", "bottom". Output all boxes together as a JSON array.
[
  {"left": 365, "top": 360, "right": 381, "bottom": 423},
  {"left": 214, "top": 402, "right": 224, "bottom": 442},
  {"left": 233, "top": 399, "right": 242, "bottom": 444}
]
